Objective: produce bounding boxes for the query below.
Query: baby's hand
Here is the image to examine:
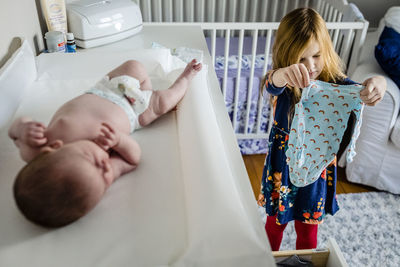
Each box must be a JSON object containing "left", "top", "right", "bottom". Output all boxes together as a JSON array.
[
  {"left": 360, "top": 76, "right": 387, "bottom": 106},
  {"left": 94, "top": 123, "right": 120, "bottom": 151},
  {"left": 20, "top": 121, "right": 47, "bottom": 147}
]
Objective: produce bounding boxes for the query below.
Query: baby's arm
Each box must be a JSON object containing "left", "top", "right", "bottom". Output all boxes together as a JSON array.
[
  {"left": 95, "top": 123, "right": 141, "bottom": 166},
  {"left": 109, "top": 153, "right": 138, "bottom": 177},
  {"left": 8, "top": 117, "right": 48, "bottom": 161}
]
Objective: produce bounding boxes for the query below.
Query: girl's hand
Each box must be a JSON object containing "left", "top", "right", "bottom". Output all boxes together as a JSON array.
[
  {"left": 272, "top": 64, "right": 310, "bottom": 88},
  {"left": 360, "top": 76, "right": 387, "bottom": 106},
  {"left": 94, "top": 123, "right": 120, "bottom": 151}
]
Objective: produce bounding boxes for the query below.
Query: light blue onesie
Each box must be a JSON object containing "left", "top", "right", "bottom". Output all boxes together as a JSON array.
[{"left": 285, "top": 80, "right": 365, "bottom": 187}]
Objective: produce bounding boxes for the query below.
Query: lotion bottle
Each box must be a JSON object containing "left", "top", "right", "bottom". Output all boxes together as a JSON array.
[{"left": 40, "top": 0, "right": 68, "bottom": 36}]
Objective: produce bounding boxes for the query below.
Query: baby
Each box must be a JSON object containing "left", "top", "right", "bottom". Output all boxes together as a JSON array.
[{"left": 9, "top": 59, "right": 202, "bottom": 228}]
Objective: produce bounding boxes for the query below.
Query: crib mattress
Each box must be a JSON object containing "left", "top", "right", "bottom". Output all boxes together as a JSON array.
[
  {"left": 0, "top": 42, "right": 273, "bottom": 266},
  {"left": 205, "top": 37, "right": 273, "bottom": 154}
]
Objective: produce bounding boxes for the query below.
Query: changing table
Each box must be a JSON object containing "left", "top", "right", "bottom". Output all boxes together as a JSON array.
[{"left": 0, "top": 25, "right": 274, "bottom": 266}]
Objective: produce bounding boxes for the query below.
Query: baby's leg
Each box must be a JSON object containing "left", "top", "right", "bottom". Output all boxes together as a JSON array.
[
  {"left": 107, "top": 60, "right": 152, "bottom": 90},
  {"left": 139, "top": 59, "right": 202, "bottom": 127}
]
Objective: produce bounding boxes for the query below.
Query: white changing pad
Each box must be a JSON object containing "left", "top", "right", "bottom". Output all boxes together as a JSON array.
[{"left": 0, "top": 42, "right": 273, "bottom": 266}]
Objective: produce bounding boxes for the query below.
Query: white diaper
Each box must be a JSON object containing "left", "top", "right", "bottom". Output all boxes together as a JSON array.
[
  {"left": 86, "top": 76, "right": 152, "bottom": 132},
  {"left": 109, "top": 75, "right": 151, "bottom": 115}
]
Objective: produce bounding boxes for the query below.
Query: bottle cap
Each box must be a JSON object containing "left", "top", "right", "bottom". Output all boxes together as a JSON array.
[
  {"left": 66, "top": 32, "right": 74, "bottom": 41},
  {"left": 45, "top": 31, "right": 64, "bottom": 40}
]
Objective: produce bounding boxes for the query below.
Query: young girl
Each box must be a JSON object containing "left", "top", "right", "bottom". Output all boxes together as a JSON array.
[{"left": 257, "top": 8, "right": 386, "bottom": 251}]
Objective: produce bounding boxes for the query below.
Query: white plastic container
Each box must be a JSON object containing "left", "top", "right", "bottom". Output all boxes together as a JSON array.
[
  {"left": 66, "top": 0, "right": 143, "bottom": 48},
  {"left": 45, "top": 31, "right": 66, "bottom": 53}
]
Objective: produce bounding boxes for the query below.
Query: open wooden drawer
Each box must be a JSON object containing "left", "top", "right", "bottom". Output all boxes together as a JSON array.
[{"left": 273, "top": 238, "right": 348, "bottom": 267}]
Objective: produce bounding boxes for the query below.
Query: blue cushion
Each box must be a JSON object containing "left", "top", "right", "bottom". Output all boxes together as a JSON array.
[{"left": 375, "top": 26, "right": 400, "bottom": 89}]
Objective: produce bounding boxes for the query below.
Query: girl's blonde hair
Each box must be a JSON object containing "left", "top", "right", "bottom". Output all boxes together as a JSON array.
[{"left": 267, "top": 8, "right": 346, "bottom": 118}]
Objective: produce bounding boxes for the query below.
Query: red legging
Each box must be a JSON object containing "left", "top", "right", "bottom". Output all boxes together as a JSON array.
[{"left": 265, "top": 215, "right": 318, "bottom": 251}]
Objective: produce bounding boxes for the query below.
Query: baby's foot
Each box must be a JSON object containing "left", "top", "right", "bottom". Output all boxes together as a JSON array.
[
  {"left": 179, "top": 59, "right": 202, "bottom": 82},
  {"left": 165, "top": 59, "right": 202, "bottom": 96},
  {"left": 139, "top": 60, "right": 201, "bottom": 126}
]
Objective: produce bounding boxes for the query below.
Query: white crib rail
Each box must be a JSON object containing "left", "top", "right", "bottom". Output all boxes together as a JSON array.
[
  {"left": 137, "top": 0, "right": 368, "bottom": 73},
  {"left": 135, "top": 0, "right": 347, "bottom": 23},
  {"left": 136, "top": 0, "right": 368, "bottom": 147},
  {"left": 201, "top": 23, "right": 280, "bottom": 141}
]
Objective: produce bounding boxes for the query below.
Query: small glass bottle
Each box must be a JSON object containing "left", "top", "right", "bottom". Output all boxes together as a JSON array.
[{"left": 66, "top": 32, "right": 77, "bottom": 53}]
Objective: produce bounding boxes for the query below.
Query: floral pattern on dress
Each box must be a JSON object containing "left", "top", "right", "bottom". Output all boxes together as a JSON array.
[
  {"left": 257, "top": 79, "right": 357, "bottom": 225},
  {"left": 259, "top": 122, "right": 339, "bottom": 225}
]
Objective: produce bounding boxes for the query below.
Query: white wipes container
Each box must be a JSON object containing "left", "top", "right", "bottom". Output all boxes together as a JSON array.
[{"left": 67, "top": 0, "right": 143, "bottom": 48}]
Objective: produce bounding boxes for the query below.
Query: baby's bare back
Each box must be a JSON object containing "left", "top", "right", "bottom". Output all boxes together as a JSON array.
[{"left": 45, "top": 94, "right": 131, "bottom": 143}]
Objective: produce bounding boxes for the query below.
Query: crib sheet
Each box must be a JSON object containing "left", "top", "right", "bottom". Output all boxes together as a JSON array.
[
  {"left": 0, "top": 42, "right": 273, "bottom": 266},
  {"left": 206, "top": 37, "right": 273, "bottom": 154}
]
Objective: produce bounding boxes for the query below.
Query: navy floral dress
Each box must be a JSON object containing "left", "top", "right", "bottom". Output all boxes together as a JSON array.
[{"left": 257, "top": 78, "right": 356, "bottom": 225}]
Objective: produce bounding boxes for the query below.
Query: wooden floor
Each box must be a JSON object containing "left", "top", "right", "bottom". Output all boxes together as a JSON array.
[{"left": 243, "top": 154, "right": 378, "bottom": 199}]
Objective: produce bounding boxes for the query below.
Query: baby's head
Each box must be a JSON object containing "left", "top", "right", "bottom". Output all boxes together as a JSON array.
[{"left": 13, "top": 140, "right": 114, "bottom": 228}]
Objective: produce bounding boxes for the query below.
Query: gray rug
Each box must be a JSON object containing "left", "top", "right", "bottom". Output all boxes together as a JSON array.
[{"left": 258, "top": 192, "right": 400, "bottom": 266}]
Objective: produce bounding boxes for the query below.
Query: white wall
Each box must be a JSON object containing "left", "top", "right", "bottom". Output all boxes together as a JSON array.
[
  {"left": 350, "top": 0, "right": 399, "bottom": 29},
  {"left": 0, "top": 0, "right": 44, "bottom": 68}
]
